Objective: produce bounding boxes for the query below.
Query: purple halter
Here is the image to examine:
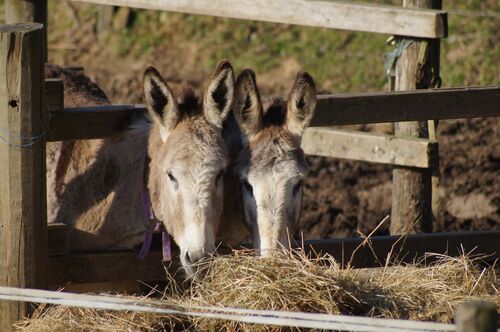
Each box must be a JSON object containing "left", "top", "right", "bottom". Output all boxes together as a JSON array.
[{"left": 137, "top": 153, "right": 171, "bottom": 262}]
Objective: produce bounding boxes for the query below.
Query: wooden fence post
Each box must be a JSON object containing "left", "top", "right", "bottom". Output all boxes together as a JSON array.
[
  {"left": 97, "top": 5, "right": 115, "bottom": 40},
  {"left": 0, "top": 23, "right": 48, "bottom": 331},
  {"left": 456, "top": 302, "right": 497, "bottom": 332},
  {"left": 390, "top": 0, "right": 441, "bottom": 235},
  {"left": 5, "top": 0, "right": 47, "bottom": 63}
]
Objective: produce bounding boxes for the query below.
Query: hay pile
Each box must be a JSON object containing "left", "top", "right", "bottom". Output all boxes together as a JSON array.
[{"left": 17, "top": 250, "right": 499, "bottom": 331}]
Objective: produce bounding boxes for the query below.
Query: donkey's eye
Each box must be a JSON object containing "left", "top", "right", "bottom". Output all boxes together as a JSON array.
[
  {"left": 167, "top": 172, "right": 179, "bottom": 190},
  {"left": 243, "top": 181, "right": 253, "bottom": 196},
  {"left": 292, "top": 181, "right": 303, "bottom": 196},
  {"left": 167, "top": 172, "right": 177, "bottom": 183},
  {"left": 215, "top": 169, "right": 225, "bottom": 183}
]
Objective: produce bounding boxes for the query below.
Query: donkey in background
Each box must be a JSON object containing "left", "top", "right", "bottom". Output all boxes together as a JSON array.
[{"left": 224, "top": 69, "right": 317, "bottom": 254}]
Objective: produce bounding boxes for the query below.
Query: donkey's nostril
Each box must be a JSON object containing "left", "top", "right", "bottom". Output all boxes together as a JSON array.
[{"left": 182, "top": 251, "right": 191, "bottom": 265}]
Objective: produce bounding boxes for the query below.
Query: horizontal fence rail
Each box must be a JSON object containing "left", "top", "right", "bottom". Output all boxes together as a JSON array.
[
  {"left": 313, "top": 86, "right": 500, "bottom": 126},
  {"left": 47, "top": 225, "right": 500, "bottom": 286},
  {"left": 306, "top": 230, "right": 500, "bottom": 268},
  {"left": 47, "top": 104, "right": 144, "bottom": 141},
  {"left": 302, "top": 128, "right": 437, "bottom": 168},
  {"left": 49, "top": 250, "right": 165, "bottom": 287},
  {"left": 45, "top": 78, "right": 63, "bottom": 113},
  {"left": 45, "top": 85, "right": 500, "bottom": 142},
  {"left": 73, "top": 0, "right": 447, "bottom": 38}
]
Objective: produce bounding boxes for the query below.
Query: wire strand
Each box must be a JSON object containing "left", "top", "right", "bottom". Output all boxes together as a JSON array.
[{"left": 0, "top": 127, "right": 45, "bottom": 148}]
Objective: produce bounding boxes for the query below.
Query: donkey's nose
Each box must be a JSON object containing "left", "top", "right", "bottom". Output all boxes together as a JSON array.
[{"left": 186, "top": 248, "right": 207, "bottom": 265}]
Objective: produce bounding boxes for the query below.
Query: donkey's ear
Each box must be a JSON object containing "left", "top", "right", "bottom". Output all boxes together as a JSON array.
[
  {"left": 233, "top": 69, "right": 263, "bottom": 138},
  {"left": 203, "top": 60, "right": 235, "bottom": 128},
  {"left": 286, "top": 71, "right": 316, "bottom": 137},
  {"left": 143, "top": 66, "right": 180, "bottom": 141}
]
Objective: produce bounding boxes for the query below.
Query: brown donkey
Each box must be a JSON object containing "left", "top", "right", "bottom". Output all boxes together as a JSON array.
[
  {"left": 47, "top": 61, "right": 235, "bottom": 275},
  {"left": 143, "top": 61, "right": 234, "bottom": 274},
  {"left": 227, "top": 69, "right": 317, "bottom": 254}
]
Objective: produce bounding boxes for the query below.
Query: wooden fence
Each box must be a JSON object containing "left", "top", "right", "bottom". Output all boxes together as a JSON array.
[
  {"left": 76, "top": 0, "right": 448, "bottom": 38},
  {"left": 46, "top": 226, "right": 500, "bottom": 288},
  {"left": 1, "top": 0, "right": 499, "bottom": 329}
]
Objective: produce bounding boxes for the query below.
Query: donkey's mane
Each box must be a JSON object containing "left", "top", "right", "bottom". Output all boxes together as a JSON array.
[
  {"left": 178, "top": 85, "right": 200, "bottom": 117},
  {"left": 262, "top": 97, "right": 287, "bottom": 127}
]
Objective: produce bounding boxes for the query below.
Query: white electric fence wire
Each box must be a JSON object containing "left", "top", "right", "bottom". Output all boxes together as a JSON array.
[{"left": 0, "top": 286, "right": 457, "bottom": 332}]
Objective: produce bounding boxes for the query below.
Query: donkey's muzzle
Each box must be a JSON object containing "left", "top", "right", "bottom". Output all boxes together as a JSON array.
[{"left": 185, "top": 247, "right": 211, "bottom": 265}]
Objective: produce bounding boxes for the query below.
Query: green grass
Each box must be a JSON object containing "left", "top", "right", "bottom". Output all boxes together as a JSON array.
[
  {"left": 107, "top": 11, "right": 392, "bottom": 92},
  {"left": 105, "top": 1, "right": 499, "bottom": 91}
]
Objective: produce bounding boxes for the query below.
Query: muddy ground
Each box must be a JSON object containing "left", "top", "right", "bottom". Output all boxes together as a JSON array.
[{"left": 300, "top": 117, "right": 500, "bottom": 238}]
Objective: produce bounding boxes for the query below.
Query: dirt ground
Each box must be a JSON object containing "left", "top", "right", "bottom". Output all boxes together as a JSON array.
[
  {"left": 46, "top": 4, "right": 499, "bottom": 240},
  {"left": 300, "top": 117, "right": 500, "bottom": 239}
]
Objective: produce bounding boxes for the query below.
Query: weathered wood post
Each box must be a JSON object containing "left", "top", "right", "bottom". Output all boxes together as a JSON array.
[
  {"left": 390, "top": 0, "right": 443, "bottom": 234},
  {"left": 0, "top": 23, "right": 48, "bottom": 331},
  {"left": 97, "top": 5, "right": 115, "bottom": 40},
  {"left": 5, "top": 0, "right": 47, "bottom": 63},
  {"left": 456, "top": 301, "right": 497, "bottom": 332}
]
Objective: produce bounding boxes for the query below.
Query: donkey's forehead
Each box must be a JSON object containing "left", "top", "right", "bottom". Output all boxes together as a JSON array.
[
  {"left": 238, "top": 126, "right": 307, "bottom": 177},
  {"left": 163, "top": 118, "right": 228, "bottom": 168}
]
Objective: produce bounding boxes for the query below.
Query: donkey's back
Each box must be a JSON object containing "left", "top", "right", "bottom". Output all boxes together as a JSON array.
[{"left": 46, "top": 65, "right": 149, "bottom": 251}]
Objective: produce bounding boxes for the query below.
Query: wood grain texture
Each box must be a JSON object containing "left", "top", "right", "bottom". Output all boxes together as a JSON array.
[
  {"left": 47, "top": 223, "right": 69, "bottom": 256},
  {"left": 0, "top": 23, "right": 47, "bottom": 330},
  {"left": 48, "top": 251, "right": 167, "bottom": 287},
  {"left": 47, "top": 104, "right": 144, "bottom": 141},
  {"left": 303, "top": 230, "right": 500, "bottom": 268},
  {"left": 312, "top": 86, "right": 500, "bottom": 126},
  {"left": 390, "top": 0, "right": 434, "bottom": 235},
  {"left": 46, "top": 230, "right": 500, "bottom": 286},
  {"left": 456, "top": 302, "right": 497, "bottom": 332},
  {"left": 428, "top": 119, "right": 440, "bottom": 234},
  {"left": 97, "top": 5, "right": 114, "bottom": 38},
  {"left": 302, "top": 128, "right": 436, "bottom": 168},
  {"left": 45, "top": 86, "right": 500, "bottom": 141},
  {"left": 5, "top": 0, "right": 47, "bottom": 62},
  {"left": 45, "top": 79, "right": 63, "bottom": 113},
  {"left": 73, "top": 0, "right": 447, "bottom": 38}
]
